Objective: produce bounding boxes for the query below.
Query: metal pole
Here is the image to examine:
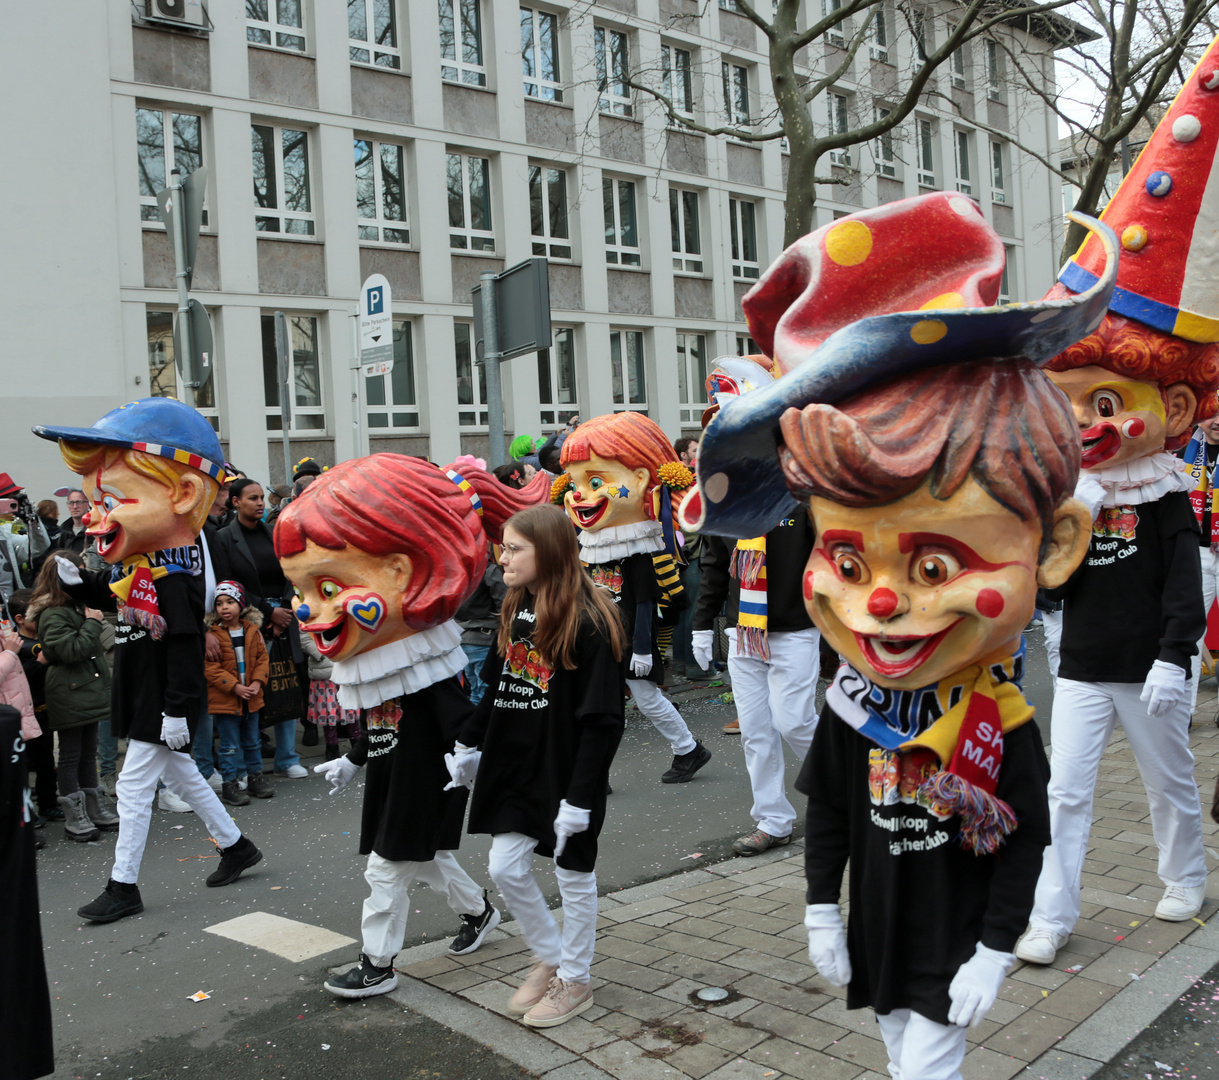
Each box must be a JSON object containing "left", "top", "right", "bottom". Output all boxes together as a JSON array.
[
  {"left": 274, "top": 311, "right": 293, "bottom": 489},
  {"left": 170, "top": 168, "right": 195, "bottom": 409},
  {"left": 480, "top": 270, "right": 505, "bottom": 468},
  {"left": 351, "top": 304, "right": 364, "bottom": 459}
]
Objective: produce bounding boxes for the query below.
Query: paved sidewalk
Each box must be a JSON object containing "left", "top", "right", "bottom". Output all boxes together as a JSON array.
[{"left": 379, "top": 718, "right": 1219, "bottom": 1080}]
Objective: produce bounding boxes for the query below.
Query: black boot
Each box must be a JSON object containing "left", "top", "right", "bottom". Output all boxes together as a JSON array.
[
  {"left": 302, "top": 721, "right": 319, "bottom": 747},
  {"left": 206, "top": 835, "right": 263, "bottom": 887},
  {"left": 78, "top": 879, "right": 144, "bottom": 923}
]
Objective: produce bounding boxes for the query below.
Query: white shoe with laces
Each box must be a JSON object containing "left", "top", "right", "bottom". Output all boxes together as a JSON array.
[
  {"left": 157, "top": 788, "right": 192, "bottom": 813},
  {"left": 1155, "top": 884, "right": 1206, "bottom": 921},
  {"left": 1015, "top": 926, "right": 1068, "bottom": 965},
  {"left": 204, "top": 772, "right": 222, "bottom": 792}
]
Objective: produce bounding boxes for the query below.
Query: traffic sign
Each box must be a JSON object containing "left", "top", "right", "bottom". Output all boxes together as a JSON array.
[
  {"left": 173, "top": 298, "right": 213, "bottom": 391},
  {"left": 157, "top": 166, "right": 208, "bottom": 289},
  {"left": 359, "top": 273, "right": 393, "bottom": 376}
]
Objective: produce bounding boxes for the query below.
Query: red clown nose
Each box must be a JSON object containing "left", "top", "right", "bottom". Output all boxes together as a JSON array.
[{"left": 867, "top": 588, "right": 899, "bottom": 618}]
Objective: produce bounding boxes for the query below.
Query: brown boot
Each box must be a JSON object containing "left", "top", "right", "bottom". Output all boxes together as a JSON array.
[{"left": 507, "top": 960, "right": 558, "bottom": 1016}]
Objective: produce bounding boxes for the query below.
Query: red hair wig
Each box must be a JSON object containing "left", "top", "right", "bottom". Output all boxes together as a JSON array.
[
  {"left": 560, "top": 412, "right": 683, "bottom": 519},
  {"left": 274, "top": 454, "right": 549, "bottom": 630}
]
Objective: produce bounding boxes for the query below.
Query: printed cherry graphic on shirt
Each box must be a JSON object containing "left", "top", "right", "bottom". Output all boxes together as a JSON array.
[{"left": 343, "top": 592, "right": 387, "bottom": 633}]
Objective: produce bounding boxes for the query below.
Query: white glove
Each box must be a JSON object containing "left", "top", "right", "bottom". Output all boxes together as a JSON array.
[
  {"left": 55, "top": 555, "right": 83, "bottom": 586},
  {"left": 804, "top": 904, "right": 851, "bottom": 988},
  {"left": 443, "top": 743, "right": 482, "bottom": 791},
  {"left": 947, "top": 942, "right": 1015, "bottom": 1027},
  {"left": 630, "top": 652, "right": 653, "bottom": 677},
  {"left": 313, "top": 755, "right": 359, "bottom": 795},
  {"left": 1140, "top": 659, "right": 1187, "bottom": 717},
  {"left": 553, "top": 799, "right": 591, "bottom": 858},
  {"left": 692, "top": 630, "right": 714, "bottom": 671},
  {"left": 160, "top": 714, "right": 190, "bottom": 750},
  {"left": 1073, "top": 474, "right": 1105, "bottom": 520}
]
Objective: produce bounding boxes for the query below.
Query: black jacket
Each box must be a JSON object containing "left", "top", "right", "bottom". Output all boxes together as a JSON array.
[
  {"left": 57, "top": 518, "right": 88, "bottom": 556},
  {"left": 211, "top": 518, "right": 302, "bottom": 663}
]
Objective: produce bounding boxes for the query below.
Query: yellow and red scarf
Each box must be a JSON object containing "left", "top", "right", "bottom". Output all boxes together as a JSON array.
[{"left": 730, "top": 537, "right": 768, "bottom": 660}]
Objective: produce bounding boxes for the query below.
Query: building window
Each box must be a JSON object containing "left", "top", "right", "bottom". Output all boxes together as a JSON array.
[
  {"left": 719, "top": 0, "right": 742, "bottom": 13},
  {"left": 729, "top": 198, "right": 759, "bottom": 280},
  {"left": 947, "top": 22, "right": 966, "bottom": 87},
  {"left": 722, "top": 61, "right": 749, "bottom": 127},
  {"left": 439, "top": 0, "right": 485, "bottom": 86},
  {"left": 985, "top": 38, "right": 1002, "bottom": 100},
  {"left": 147, "top": 309, "right": 218, "bottom": 428},
  {"left": 869, "top": 2, "right": 889, "bottom": 61},
  {"left": 998, "top": 244, "right": 1015, "bottom": 302},
  {"left": 455, "top": 321, "right": 488, "bottom": 428},
  {"left": 670, "top": 188, "right": 703, "bottom": 273},
  {"left": 447, "top": 153, "right": 494, "bottom": 251},
  {"left": 610, "top": 329, "right": 647, "bottom": 410},
  {"left": 366, "top": 319, "right": 419, "bottom": 430},
  {"left": 262, "top": 313, "right": 324, "bottom": 431},
  {"left": 875, "top": 106, "right": 896, "bottom": 177},
  {"left": 349, "top": 0, "right": 400, "bottom": 68},
  {"left": 252, "top": 124, "right": 314, "bottom": 235},
  {"left": 916, "top": 117, "right": 936, "bottom": 186},
  {"left": 677, "top": 332, "right": 708, "bottom": 423},
  {"left": 662, "top": 44, "right": 693, "bottom": 118},
  {"left": 538, "top": 326, "right": 579, "bottom": 428},
  {"left": 829, "top": 93, "right": 850, "bottom": 165},
  {"left": 521, "top": 7, "right": 562, "bottom": 101},
  {"left": 735, "top": 334, "right": 758, "bottom": 356},
  {"left": 247, "top": 0, "right": 305, "bottom": 51},
  {"left": 595, "top": 26, "right": 632, "bottom": 117},
  {"left": 136, "top": 107, "right": 204, "bottom": 224},
  {"left": 822, "top": 0, "right": 846, "bottom": 47},
  {"left": 530, "top": 165, "right": 571, "bottom": 259},
  {"left": 913, "top": 9, "right": 929, "bottom": 60},
  {"left": 355, "top": 138, "right": 409, "bottom": 244},
  {"left": 955, "top": 129, "right": 972, "bottom": 195},
  {"left": 603, "top": 177, "right": 640, "bottom": 266},
  {"left": 991, "top": 140, "right": 1007, "bottom": 204}
]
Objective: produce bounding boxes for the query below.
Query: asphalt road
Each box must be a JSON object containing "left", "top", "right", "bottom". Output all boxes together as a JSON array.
[{"left": 36, "top": 624, "right": 1058, "bottom": 1079}]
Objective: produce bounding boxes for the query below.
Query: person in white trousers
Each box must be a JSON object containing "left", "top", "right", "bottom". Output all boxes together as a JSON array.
[{"left": 1184, "top": 417, "right": 1219, "bottom": 714}]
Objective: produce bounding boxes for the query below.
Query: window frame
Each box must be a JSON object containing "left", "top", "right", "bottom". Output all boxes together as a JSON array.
[
  {"left": 985, "top": 38, "right": 1003, "bottom": 101},
  {"left": 355, "top": 136, "right": 410, "bottom": 245},
  {"left": 538, "top": 325, "right": 580, "bottom": 429},
  {"left": 916, "top": 116, "right": 936, "bottom": 187},
  {"left": 262, "top": 312, "right": 325, "bottom": 433},
  {"left": 954, "top": 128, "right": 972, "bottom": 195},
  {"left": 947, "top": 21, "right": 966, "bottom": 87},
  {"left": 603, "top": 176, "right": 641, "bottom": 267},
  {"left": 998, "top": 244, "right": 1015, "bottom": 303},
  {"left": 735, "top": 333, "right": 758, "bottom": 357},
  {"left": 874, "top": 106, "right": 897, "bottom": 177},
  {"left": 252, "top": 123, "right": 315, "bottom": 235},
  {"left": 146, "top": 307, "right": 220, "bottom": 429},
  {"left": 246, "top": 0, "right": 307, "bottom": 52},
  {"left": 869, "top": 1, "right": 889, "bottom": 61},
  {"left": 822, "top": 0, "right": 846, "bottom": 47},
  {"left": 529, "top": 163, "right": 572, "bottom": 260},
  {"left": 349, "top": 0, "right": 401, "bottom": 68},
  {"left": 991, "top": 139, "right": 1007, "bottom": 204},
  {"left": 455, "top": 320, "right": 489, "bottom": 429},
  {"left": 829, "top": 92, "right": 851, "bottom": 166},
  {"left": 610, "top": 328, "right": 648, "bottom": 411},
  {"left": 439, "top": 0, "right": 487, "bottom": 87},
  {"left": 521, "top": 6, "right": 563, "bottom": 102},
  {"left": 662, "top": 42, "right": 694, "bottom": 120},
  {"left": 729, "top": 197, "right": 759, "bottom": 281},
  {"left": 447, "top": 151, "right": 495, "bottom": 252},
  {"left": 136, "top": 105, "right": 206, "bottom": 227},
  {"left": 721, "top": 59, "right": 750, "bottom": 128},
  {"left": 669, "top": 186, "right": 703, "bottom": 274},
  {"left": 365, "top": 318, "right": 421, "bottom": 432},
  {"left": 677, "top": 331, "right": 709, "bottom": 424},
  {"left": 595, "top": 25, "right": 633, "bottom": 117}
]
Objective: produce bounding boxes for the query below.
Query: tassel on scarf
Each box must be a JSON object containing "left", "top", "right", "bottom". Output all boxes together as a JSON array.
[
  {"left": 732, "top": 537, "right": 769, "bottom": 660},
  {"left": 119, "top": 603, "right": 168, "bottom": 640},
  {"left": 918, "top": 771, "right": 1019, "bottom": 855}
]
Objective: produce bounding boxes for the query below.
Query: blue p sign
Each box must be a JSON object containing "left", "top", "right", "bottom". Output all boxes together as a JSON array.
[{"left": 367, "top": 286, "right": 384, "bottom": 315}]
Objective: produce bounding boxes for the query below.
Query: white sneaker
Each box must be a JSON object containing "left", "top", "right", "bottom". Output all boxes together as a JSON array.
[
  {"left": 1015, "top": 926, "right": 1068, "bottom": 965},
  {"left": 157, "top": 788, "right": 192, "bottom": 813},
  {"left": 275, "top": 764, "right": 309, "bottom": 779},
  {"left": 1155, "top": 884, "right": 1206, "bottom": 921},
  {"left": 204, "top": 772, "right": 222, "bottom": 792}
]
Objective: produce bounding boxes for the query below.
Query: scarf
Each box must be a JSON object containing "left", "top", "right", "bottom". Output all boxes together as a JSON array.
[
  {"left": 109, "top": 547, "right": 200, "bottom": 640},
  {"left": 826, "top": 642, "right": 1032, "bottom": 855},
  {"left": 1184, "top": 433, "right": 1219, "bottom": 546},
  {"left": 731, "top": 537, "right": 768, "bottom": 660}
]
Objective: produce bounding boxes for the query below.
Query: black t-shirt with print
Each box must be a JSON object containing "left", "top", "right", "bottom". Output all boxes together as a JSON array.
[{"left": 586, "top": 552, "right": 663, "bottom": 682}]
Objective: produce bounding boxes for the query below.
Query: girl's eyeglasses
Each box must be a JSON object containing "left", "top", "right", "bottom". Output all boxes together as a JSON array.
[{"left": 503, "top": 544, "right": 534, "bottom": 557}]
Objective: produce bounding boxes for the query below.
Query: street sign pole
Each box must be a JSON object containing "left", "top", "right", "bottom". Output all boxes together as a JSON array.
[
  {"left": 480, "top": 270, "right": 505, "bottom": 468},
  {"left": 274, "top": 311, "right": 293, "bottom": 489},
  {"left": 170, "top": 168, "right": 194, "bottom": 409}
]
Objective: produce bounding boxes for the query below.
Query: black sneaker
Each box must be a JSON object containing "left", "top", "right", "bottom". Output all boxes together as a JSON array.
[
  {"left": 247, "top": 772, "right": 275, "bottom": 799},
  {"left": 79, "top": 879, "right": 144, "bottom": 923},
  {"left": 448, "top": 891, "right": 502, "bottom": 955},
  {"left": 325, "top": 954, "right": 398, "bottom": 999},
  {"left": 221, "top": 780, "right": 250, "bottom": 807},
  {"left": 205, "top": 835, "right": 263, "bottom": 887},
  {"left": 661, "top": 741, "right": 712, "bottom": 784}
]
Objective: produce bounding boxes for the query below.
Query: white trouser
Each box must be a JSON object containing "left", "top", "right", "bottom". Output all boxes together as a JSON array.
[
  {"left": 626, "top": 678, "right": 696, "bottom": 756},
  {"left": 727, "top": 626, "right": 821, "bottom": 838},
  {"left": 488, "top": 832, "right": 598, "bottom": 984},
  {"left": 875, "top": 1010, "right": 967, "bottom": 1080},
  {"left": 1189, "top": 547, "right": 1219, "bottom": 711},
  {"left": 1042, "top": 608, "right": 1063, "bottom": 685},
  {"left": 111, "top": 738, "right": 241, "bottom": 884},
  {"left": 1029, "top": 678, "right": 1208, "bottom": 937},
  {"left": 362, "top": 850, "right": 485, "bottom": 968}
]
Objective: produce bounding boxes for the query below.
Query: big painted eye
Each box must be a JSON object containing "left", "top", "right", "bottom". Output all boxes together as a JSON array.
[
  {"left": 319, "top": 580, "right": 341, "bottom": 601},
  {"left": 292, "top": 585, "right": 303, "bottom": 601},
  {"left": 912, "top": 551, "right": 962, "bottom": 586},
  {"left": 1092, "top": 390, "right": 1122, "bottom": 418},
  {"left": 102, "top": 495, "right": 119, "bottom": 513},
  {"left": 831, "top": 547, "right": 870, "bottom": 585},
  {"left": 590, "top": 477, "right": 604, "bottom": 490}
]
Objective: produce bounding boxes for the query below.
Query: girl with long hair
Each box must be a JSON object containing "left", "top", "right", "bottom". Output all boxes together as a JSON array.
[{"left": 448, "top": 504, "right": 627, "bottom": 1028}]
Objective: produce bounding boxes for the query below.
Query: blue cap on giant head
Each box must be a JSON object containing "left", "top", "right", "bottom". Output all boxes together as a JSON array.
[{"left": 32, "top": 398, "right": 226, "bottom": 482}]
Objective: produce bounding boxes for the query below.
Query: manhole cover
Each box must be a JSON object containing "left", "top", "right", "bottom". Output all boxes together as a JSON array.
[{"left": 696, "top": 987, "right": 729, "bottom": 1002}]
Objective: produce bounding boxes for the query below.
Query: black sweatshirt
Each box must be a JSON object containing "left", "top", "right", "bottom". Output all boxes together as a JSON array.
[
  {"left": 1051, "top": 491, "right": 1204, "bottom": 682},
  {"left": 693, "top": 515, "right": 815, "bottom": 633}
]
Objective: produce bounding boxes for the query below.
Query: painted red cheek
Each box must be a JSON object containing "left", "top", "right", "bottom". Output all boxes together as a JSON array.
[
  {"left": 867, "top": 587, "right": 899, "bottom": 618},
  {"left": 1121, "top": 417, "right": 1146, "bottom": 439},
  {"left": 803, "top": 571, "right": 815, "bottom": 601},
  {"left": 975, "top": 588, "right": 1005, "bottom": 618}
]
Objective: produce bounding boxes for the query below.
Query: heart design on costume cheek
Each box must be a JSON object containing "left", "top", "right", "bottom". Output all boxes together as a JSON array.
[{"left": 344, "top": 592, "right": 387, "bottom": 634}]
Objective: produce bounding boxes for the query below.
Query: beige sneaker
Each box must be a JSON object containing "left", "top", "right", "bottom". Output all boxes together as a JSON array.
[
  {"left": 507, "top": 960, "right": 559, "bottom": 1016},
  {"left": 522, "top": 976, "right": 594, "bottom": 1028}
]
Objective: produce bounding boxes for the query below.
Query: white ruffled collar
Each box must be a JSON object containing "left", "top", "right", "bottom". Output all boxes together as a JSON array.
[
  {"left": 577, "top": 519, "right": 663, "bottom": 561},
  {"left": 1090, "top": 451, "right": 1192, "bottom": 507},
  {"left": 332, "top": 620, "right": 467, "bottom": 710}
]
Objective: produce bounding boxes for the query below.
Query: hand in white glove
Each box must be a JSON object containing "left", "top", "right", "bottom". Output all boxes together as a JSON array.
[
  {"left": 160, "top": 714, "right": 190, "bottom": 750},
  {"left": 629, "top": 652, "right": 653, "bottom": 677},
  {"left": 804, "top": 904, "right": 852, "bottom": 988},
  {"left": 313, "top": 755, "right": 360, "bottom": 795},
  {"left": 947, "top": 942, "right": 1015, "bottom": 1027},
  {"left": 1140, "top": 659, "right": 1187, "bottom": 717},
  {"left": 55, "top": 555, "right": 83, "bottom": 586},
  {"left": 692, "top": 630, "right": 714, "bottom": 671},
  {"left": 1073, "top": 474, "right": 1106, "bottom": 520},
  {"left": 443, "top": 743, "right": 482, "bottom": 791},
  {"left": 553, "top": 799, "right": 591, "bottom": 858}
]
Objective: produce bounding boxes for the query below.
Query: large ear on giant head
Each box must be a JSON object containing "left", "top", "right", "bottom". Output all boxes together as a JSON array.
[
  {"left": 171, "top": 471, "right": 210, "bottom": 518},
  {"left": 1164, "top": 382, "right": 1199, "bottom": 441},
  {"left": 1037, "top": 496, "right": 1093, "bottom": 589}
]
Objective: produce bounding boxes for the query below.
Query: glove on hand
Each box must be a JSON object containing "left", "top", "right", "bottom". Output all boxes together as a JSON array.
[
  {"left": 629, "top": 652, "right": 653, "bottom": 678},
  {"left": 444, "top": 743, "right": 482, "bottom": 791},
  {"left": 947, "top": 942, "right": 1015, "bottom": 1027},
  {"left": 804, "top": 904, "right": 851, "bottom": 988},
  {"left": 691, "top": 630, "right": 714, "bottom": 671},
  {"left": 1140, "top": 659, "right": 1187, "bottom": 717},
  {"left": 1073, "top": 474, "right": 1106, "bottom": 520},
  {"left": 314, "top": 755, "right": 359, "bottom": 795},
  {"left": 160, "top": 714, "right": 190, "bottom": 750},
  {"left": 55, "top": 555, "right": 83, "bottom": 586},
  {"left": 553, "top": 799, "right": 591, "bottom": 858}
]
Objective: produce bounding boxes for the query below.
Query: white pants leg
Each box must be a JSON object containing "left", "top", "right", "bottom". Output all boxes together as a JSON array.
[
  {"left": 727, "top": 627, "right": 820, "bottom": 838},
  {"left": 1042, "top": 609, "right": 1063, "bottom": 686},
  {"left": 626, "top": 679, "right": 696, "bottom": 756},
  {"left": 111, "top": 740, "right": 241, "bottom": 884},
  {"left": 875, "top": 1010, "right": 967, "bottom": 1080},
  {"left": 488, "top": 833, "right": 562, "bottom": 968},
  {"left": 554, "top": 866, "right": 598, "bottom": 984},
  {"left": 360, "top": 850, "right": 486, "bottom": 968},
  {"left": 1189, "top": 548, "right": 1219, "bottom": 711}
]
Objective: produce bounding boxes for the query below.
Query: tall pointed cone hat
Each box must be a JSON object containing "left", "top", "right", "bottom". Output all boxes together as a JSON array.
[{"left": 1059, "top": 32, "right": 1219, "bottom": 341}]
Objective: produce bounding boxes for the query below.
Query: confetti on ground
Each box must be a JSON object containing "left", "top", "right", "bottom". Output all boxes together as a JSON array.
[
  {"left": 270, "top": 886, "right": 283, "bottom": 890},
  {"left": 176, "top": 854, "right": 219, "bottom": 861},
  {"left": 321, "top": 1044, "right": 331, "bottom": 1050},
  {"left": 1065, "top": 964, "right": 1083, "bottom": 973},
  {"left": 172, "top": 825, "right": 184, "bottom": 830},
  {"left": 679, "top": 853, "right": 704, "bottom": 860},
  {"left": 188, "top": 991, "right": 211, "bottom": 1002}
]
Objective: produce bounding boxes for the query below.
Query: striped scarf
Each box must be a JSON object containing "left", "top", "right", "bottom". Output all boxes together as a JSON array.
[
  {"left": 730, "top": 537, "right": 768, "bottom": 660},
  {"left": 1184, "top": 433, "right": 1219, "bottom": 546}
]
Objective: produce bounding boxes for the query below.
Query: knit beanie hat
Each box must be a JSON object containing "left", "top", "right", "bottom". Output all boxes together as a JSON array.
[{"left": 215, "top": 580, "right": 247, "bottom": 609}]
